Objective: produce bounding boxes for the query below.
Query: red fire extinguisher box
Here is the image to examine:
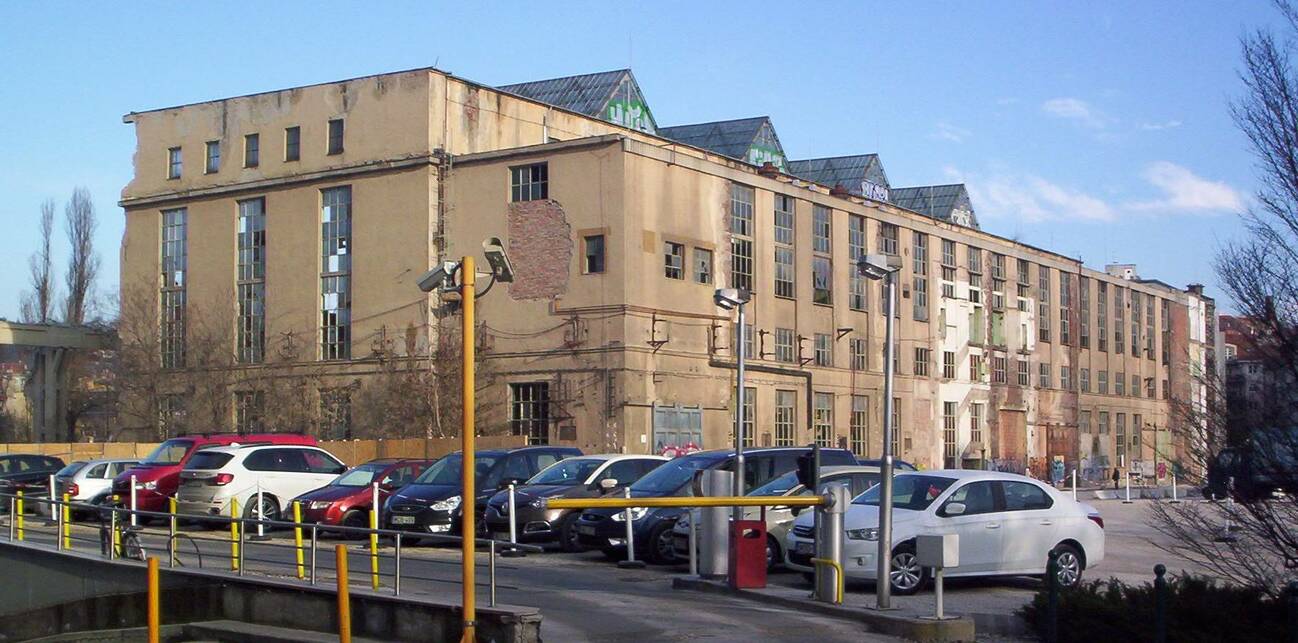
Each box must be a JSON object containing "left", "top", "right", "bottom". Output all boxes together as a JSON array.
[{"left": 728, "top": 520, "right": 767, "bottom": 589}]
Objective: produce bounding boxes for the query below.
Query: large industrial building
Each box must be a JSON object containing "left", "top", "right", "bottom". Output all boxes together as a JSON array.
[{"left": 117, "top": 67, "right": 1217, "bottom": 478}]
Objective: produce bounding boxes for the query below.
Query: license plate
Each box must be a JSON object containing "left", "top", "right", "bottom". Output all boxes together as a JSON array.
[
  {"left": 577, "top": 524, "right": 596, "bottom": 535},
  {"left": 796, "top": 542, "right": 814, "bottom": 555},
  {"left": 392, "top": 516, "right": 416, "bottom": 525}
]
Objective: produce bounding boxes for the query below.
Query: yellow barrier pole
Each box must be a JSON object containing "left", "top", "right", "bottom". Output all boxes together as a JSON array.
[
  {"left": 62, "top": 493, "right": 71, "bottom": 550},
  {"left": 16, "top": 490, "right": 23, "bottom": 541},
  {"left": 230, "top": 498, "right": 240, "bottom": 572},
  {"left": 336, "top": 544, "right": 352, "bottom": 643},
  {"left": 111, "top": 496, "right": 120, "bottom": 554},
  {"left": 147, "top": 556, "right": 160, "bottom": 643},
  {"left": 369, "top": 507, "right": 379, "bottom": 590},
  {"left": 293, "top": 501, "right": 305, "bottom": 580},
  {"left": 460, "top": 255, "right": 476, "bottom": 643}
]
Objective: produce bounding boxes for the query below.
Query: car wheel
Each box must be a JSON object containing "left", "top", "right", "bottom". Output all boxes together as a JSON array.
[
  {"left": 1050, "top": 544, "right": 1084, "bottom": 588},
  {"left": 341, "top": 509, "right": 369, "bottom": 538},
  {"left": 766, "top": 535, "right": 781, "bottom": 571},
  {"left": 558, "top": 513, "right": 585, "bottom": 553},
  {"left": 646, "top": 523, "right": 678, "bottom": 565},
  {"left": 889, "top": 544, "right": 928, "bottom": 596},
  {"left": 244, "top": 494, "right": 280, "bottom": 524}
]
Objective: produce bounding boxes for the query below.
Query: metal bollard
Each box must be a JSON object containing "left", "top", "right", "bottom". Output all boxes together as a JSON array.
[
  {"left": 130, "top": 475, "right": 138, "bottom": 527},
  {"left": 1154, "top": 564, "right": 1167, "bottom": 643},
  {"left": 814, "top": 485, "right": 847, "bottom": 604},
  {"left": 293, "top": 501, "right": 305, "bottom": 580},
  {"left": 108, "top": 508, "right": 118, "bottom": 560},
  {"left": 369, "top": 504, "right": 380, "bottom": 590},
  {"left": 48, "top": 474, "right": 57, "bottom": 525},
  {"left": 229, "top": 498, "right": 240, "bottom": 572},
  {"left": 168, "top": 497, "right": 177, "bottom": 567},
  {"left": 251, "top": 481, "right": 267, "bottom": 541},
  {"left": 617, "top": 487, "right": 645, "bottom": 569},
  {"left": 309, "top": 525, "right": 318, "bottom": 585},
  {"left": 688, "top": 510, "right": 698, "bottom": 577},
  {"left": 56, "top": 492, "right": 64, "bottom": 551},
  {"left": 237, "top": 514, "right": 246, "bottom": 576},
  {"left": 335, "top": 545, "right": 352, "bottom": 643},
  {"left": 1046, "top": 549, "right": 1059, "bottom": 643},
  {"left": 1071, "top": 469, "right": 1077, "bottom": 501},
  {"left": 62, "top": 493, "right": 71, "bottom": 551},
  {"left": 147, "top": 556, "right": 160, "bottom": 643},
  {"left": 8, "top": 496, "right": 14, "bottom": 540},
  {"left": 490, "top": 539, "right": 497, "bottom": 607},
  {"left": 508, "top": 483, "right": 517, "bottom": 545},
  {"left": 394, "top": 535, "right": 402, "bottom": 597},
  {"left": 1169, "top": 473, "right": 1180, "bottom": 503},
  {"left": 1123, "top": 472, "right": 1133, "bottom": 504}
]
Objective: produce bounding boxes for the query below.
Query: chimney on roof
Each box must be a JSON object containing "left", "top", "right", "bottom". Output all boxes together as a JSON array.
[
  {"left": 757, "top": 162, "right": 781, "bottom": 178},
  {"left": 1187, "top": 284, "right": 1205, "bottom": 296},
  {"left": 830, "top": 184, "right": 852, "bottom": 198}
]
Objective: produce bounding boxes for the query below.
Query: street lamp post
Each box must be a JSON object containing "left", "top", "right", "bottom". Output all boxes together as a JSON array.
[
  {"left": 715, "top": 287, "right": 752, "bottom": 522},
  {"left": 417, "top": 238, "right": 514, "bottom": 643},
  {"left": 858, "top": 253, "right": 900, "bottom": 610}
]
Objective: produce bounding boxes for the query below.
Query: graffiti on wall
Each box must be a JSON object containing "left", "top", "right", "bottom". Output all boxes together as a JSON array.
[{"left": 606, "top": 79, "right": 656, "bottom": 134}]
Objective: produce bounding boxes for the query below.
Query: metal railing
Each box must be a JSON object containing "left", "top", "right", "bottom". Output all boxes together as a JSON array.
[{"left": 0, "top": 491, "right": 539, "bottom": 605}]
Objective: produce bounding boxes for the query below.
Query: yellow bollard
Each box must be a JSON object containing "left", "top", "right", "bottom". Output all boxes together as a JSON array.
[
  {"left": 293, "top": 501, "right": 305, "bottom": 580},
  {"left": 16, "top": 490, "right": 24, "bottom": 541},
  {"left": 335, "top": 544, "right": 352, "bottom": 643},
  {"left": 147, "top": 556, "right": 160, "bottom": 643},
  {"left": 111, "top": 495, "right": 120, "bottom": 554},
  {"left": 229, "top": 498, "right": 240, "bottom": 572},
  {"left": 62, "top": 493, "right": 71, "bottom": 550},
  {"left": 369, "top": 508, "right": 379, "bottom": 590}
]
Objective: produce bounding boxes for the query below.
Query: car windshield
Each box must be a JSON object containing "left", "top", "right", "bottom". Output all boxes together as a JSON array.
[
  {"left": 631, "top": 454, "right": 724, "bottom": 495},
  {"left": 332, "top": 464, "right": 387, "bottom": 487},
  {"left": 57, "top": 462, "right": 88, "bottom": 477},
  {"left": 748, "top": 470, "right": 800, "bottom": 496},
  {"left": 528, "top": 458, "right": 603, "bottom": 485},
  {"left": 142, "top": 439, "right": 194, "bottom": 465},
  {"left": 852, "top": 474, "right": 956, "bottom": 511},
  {"left": 412, "top": 454, "right": 501, "bottom": 486}
]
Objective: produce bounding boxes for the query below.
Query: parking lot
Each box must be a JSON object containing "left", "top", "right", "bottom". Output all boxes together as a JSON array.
[{"left": 5, "top": 495, "right": 1210, "bottom": 641}]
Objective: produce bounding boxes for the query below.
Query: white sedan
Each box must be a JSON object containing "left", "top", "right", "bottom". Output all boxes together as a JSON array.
[{"left": 785, "top": 469, "right": 1104, "bottom": 595}]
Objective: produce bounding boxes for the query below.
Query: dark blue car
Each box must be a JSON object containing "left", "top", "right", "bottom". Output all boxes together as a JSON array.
[{"left": 576, "top": 447, "right": 857, "bottom": 564}]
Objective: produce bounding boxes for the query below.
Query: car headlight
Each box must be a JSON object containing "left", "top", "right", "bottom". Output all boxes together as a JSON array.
[
  {"left": 529, "top": 499, "right": 545, "bottom": 509},
  {"left": 140, "top": 481, "right": 158, "bottom": 491},
  {"left": 309, "top": 501, "right": 332, "bottom": 511},
  {"left": 431, "top": 496, "right": 461, "bottom": 512},
  {"left": 611, "top": 507, "right": 648, "bottom": 522},
  {"left": 846, "top": 527, "right": 879, "bottom": 541}
]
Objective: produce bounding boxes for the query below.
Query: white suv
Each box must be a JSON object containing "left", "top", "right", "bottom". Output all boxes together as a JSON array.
[{"left": 176, "top": 445, "right": 347, "bottom": 521}]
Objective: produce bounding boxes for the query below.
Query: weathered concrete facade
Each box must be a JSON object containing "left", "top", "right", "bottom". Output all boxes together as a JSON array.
[{"left": 119, "top": 67, "right": 1209, "bottom": 476}]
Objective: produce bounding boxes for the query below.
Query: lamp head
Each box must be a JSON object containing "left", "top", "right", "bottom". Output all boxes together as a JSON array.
[{"left": 713, "top": 287, "right": 751, "bottom": 310}]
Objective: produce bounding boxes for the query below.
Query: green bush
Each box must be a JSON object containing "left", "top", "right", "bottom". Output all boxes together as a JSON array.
[{"left": 1018, "top": 574, "right": 1288, "bottom": 643}]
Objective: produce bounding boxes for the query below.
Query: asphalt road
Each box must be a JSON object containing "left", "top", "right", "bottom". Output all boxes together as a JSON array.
[{"left": 5, "top": 497, "right": 1209, "bottom": 642}]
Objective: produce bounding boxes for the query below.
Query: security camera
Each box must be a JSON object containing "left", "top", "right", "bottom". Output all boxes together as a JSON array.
[
  {"left": 713, "top": 287, "right": 751, "bottom": 310},
  {"left": 417, "top": 261, "right": 461, "bottom": 293},
  {"left": 482, "top": 237, "right": 515, "bottom": 284}
]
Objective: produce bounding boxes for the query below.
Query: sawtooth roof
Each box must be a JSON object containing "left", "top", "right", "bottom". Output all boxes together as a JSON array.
[
  {"left": 658, "top": 116, "right": 786, "bottom": 169},
  {"left": 891, "top": 184, "right": 980, "bottom": 229},
  {"left": 497, "top": 69, "right": 657, "bottom": 133},
  {"left": 787, "top": 154, "right": 890, "bottom": 197}
]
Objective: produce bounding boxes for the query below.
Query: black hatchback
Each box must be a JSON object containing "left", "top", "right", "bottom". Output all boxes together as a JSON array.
[
  {"left": 0, "top": 454, "right": 66, "bottom": 501},
  {"left": 383, "top": 446, "right": 581, "bottom": 539},
  {"left": 576, "top": 447, "right": 857, "bottom": 564}
]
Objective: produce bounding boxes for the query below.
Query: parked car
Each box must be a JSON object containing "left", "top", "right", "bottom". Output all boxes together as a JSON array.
[
  {"left": 576, "top": 447, "right": 858, "bottom": 564},
  {"left": 174, "top": 444, "right": 347, "bottom": 522},
  {"left": 52, "top": 459, "right": 138, "bottom": 518},
  {"left": 384, "top": 446, "right": 582, "bottom": 539},
  {"left": 672, "top": 464, "right": 880, "bottom": 568},
  {"left": 296, "top": 458, "right": 433, "bottom": 529},
  {"left": 484, "top": 454, "right": 667, "bottom": 551},
  {"left": 856, "top": 458, "right": 918, "bottom": 472},
  {"left": 113, "top": 433, "right": 317, "bottom": 513},
  {"left": 0, "top": 454, "right": 66, "bottom": 505},
  {"left": 785, "top": 469, "right": 1105, "bottom": 595}
]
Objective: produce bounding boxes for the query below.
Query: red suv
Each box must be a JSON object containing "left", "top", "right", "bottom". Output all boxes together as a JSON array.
[
  {"left": 113, "top": 433, "right": 316, "bottom": 512},
  {"left": 296, "top": 458, "right": 433, "bottom": 528}
]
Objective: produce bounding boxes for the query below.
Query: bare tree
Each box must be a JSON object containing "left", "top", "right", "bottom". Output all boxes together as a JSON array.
[
  {"left": 62, "top": 187, "right": 99, "bottom": 326},
  {"left": 19, "top": 200, "right": 57, "bottom": 323},
  {"left": 1150, "top": 1, "right": 1298, "bottom": 597}
]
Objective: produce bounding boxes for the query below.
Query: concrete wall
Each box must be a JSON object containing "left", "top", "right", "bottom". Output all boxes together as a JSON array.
[{"left": 0, "top": 542, "right": 540, "bottom": 642}]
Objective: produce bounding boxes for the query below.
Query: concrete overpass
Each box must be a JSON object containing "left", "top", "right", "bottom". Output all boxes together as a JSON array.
[{"left": 0, "top": 321, "right": 112, "bottom": 442}]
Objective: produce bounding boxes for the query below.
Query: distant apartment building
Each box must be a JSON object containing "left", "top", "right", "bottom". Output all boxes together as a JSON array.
[{"left": 118, "top": 67, "right": 1214, "bottom": 476}]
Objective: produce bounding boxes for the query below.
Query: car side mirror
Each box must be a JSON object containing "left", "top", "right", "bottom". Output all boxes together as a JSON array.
[
  {"left": 943, "top": 502, "right": 966, "bottom": 516},
  {"left": 599, "top": 478, "right": 618, "bottom": 491},
  {"left": 498, "top": 477, "right": 524, "bottom": 491},
  {"left": 790, "top": 506, "right": 803, "bottom": 517}
]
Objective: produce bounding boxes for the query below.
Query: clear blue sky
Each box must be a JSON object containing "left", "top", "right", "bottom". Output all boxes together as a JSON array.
[{"left": 0, "top": 1, "right": 1281, "bottom": 319}]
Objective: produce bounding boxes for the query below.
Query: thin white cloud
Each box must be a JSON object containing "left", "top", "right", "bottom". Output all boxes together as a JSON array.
[
  {"left": 930, "top": 121, "right": 972, "bottom": 143},
  {"left": 1042, "top": 97, "right": 1112, "bottom": 129},
  {"left": 955, "top": 161, "right": 1244, "bottom": 224},
  {"left": 1139, "top": 120, "right": 1183, "bottom": 131},
  {"left": 1125, "top": 161, "right": 1245, "bottom": 213}
]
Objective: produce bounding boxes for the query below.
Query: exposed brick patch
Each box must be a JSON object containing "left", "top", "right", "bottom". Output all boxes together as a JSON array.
[{"left": 507, "top": 199, "right": 572, "bottom": 300}]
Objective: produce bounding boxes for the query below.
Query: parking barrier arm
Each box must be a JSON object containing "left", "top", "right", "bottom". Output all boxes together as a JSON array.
[{"left": 544, "top": 495, "right": 825, "bottom": 509}]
